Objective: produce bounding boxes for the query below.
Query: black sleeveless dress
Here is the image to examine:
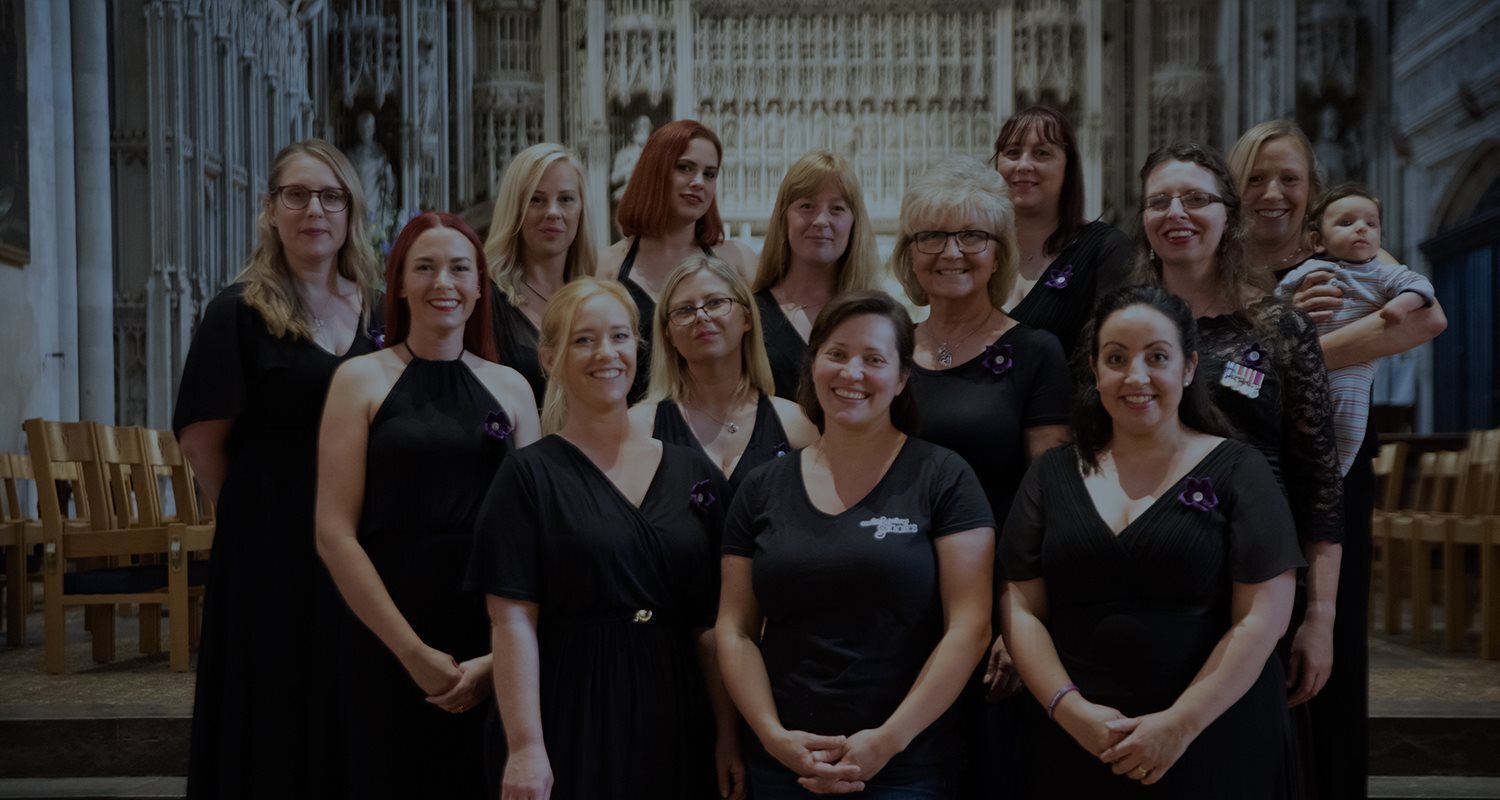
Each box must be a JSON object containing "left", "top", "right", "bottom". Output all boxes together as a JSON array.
[
  {"left": 651, "top": 394, "right": 793, "bottom": 492},
  {"left": 175, "top": 283, "right": 376, "bottom": 799},
  {"left": 488, "top": 285, "right": 546, "bottom": 410},
  {"left": 339, "top": 353, "right": 513, "bottom": 798},
  {"left": 617, "top": 237, "right": 715, "bottom": 402},
  {"left": 754, "top": 289, "right": 807, "bottom": 400}
]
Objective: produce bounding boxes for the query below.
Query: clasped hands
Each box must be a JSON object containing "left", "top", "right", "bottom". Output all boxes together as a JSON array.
[
  {"left": 1055, "top": 694, "right": 1194, "bottom": 786},
  {"left": 400, "top": 642, "right": 492, "bottom": 715},
  {"left": 767, "top": 727, "right": 900, "bottom": 794}
]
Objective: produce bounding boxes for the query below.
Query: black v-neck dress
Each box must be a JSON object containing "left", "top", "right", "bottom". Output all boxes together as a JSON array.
[
  {"left": 465, "top": 436, "right": 731, "bottom": 799},
  {"left": 999, "top": 441, "right": 1305, "bottom": 798},
  {"left": 488, "top": 286, "right": 546, "bottom": 409},
  {"left": 174, "top": 283, "right": 377, "bottom": 799},
  {"left": 617, "top": 237, "right": 716, "bottom": 403},
  {"left": 651, "top": 393, "right": 792, "bottom": 492},
  {"left": 339, "top": 353, "right": 512, "bottom": 798},
  {"left": 1006, "top": 220, "right": 1133, "bottom": 363},
  {"left": 754, "top": 289, "right": 808, "bottom": 400}
]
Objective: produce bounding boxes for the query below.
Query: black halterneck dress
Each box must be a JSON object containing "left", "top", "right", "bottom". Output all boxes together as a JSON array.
[
  {"left": 617, "top": 237, "right": 716, "bottom": 402},
  {"left": 999, "top": 441, "right": 1305, "bottom": 798},
  {"left": 754, "top": 289, "right": 808, "bottom": 400},
  {"left": 651, "top": 393, "right": 793, "bottom": 492},
  {"left": 339, "top": 353, "right": 513, "bottom": 798},
  {"left": 1006, "top": 220, "right": 1134, "bottom": 363},
  {"left": 465, "top": 436, "right": 730, "bottom": 799},
  {"left": 175, "top": 283, "right": 377, "bottom": 799}
]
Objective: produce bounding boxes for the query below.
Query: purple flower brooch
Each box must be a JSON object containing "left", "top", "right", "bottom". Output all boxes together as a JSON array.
[
  {"left": 981, "top": 342, "right": 1014, "bottom": 377},
  {"left": 482, "top": 410, "right": 513, "bottom": 441},
  {"left": 1043, "top": 264, "right": 1073, "bottom": 290},
  {"left": 690, "top": 479, "right": 717, "bottom": 513},
  {"left": 368, "top": 324, "right": 387, "bottom": 350},
  {"left": 1177, "top": 477, "right": 1218, "bottom": 512}
]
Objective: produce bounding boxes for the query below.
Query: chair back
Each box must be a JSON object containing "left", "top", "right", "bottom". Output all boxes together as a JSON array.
[
  {"left": 0, "top": 453, "right": 31, "bottom": 522},
  {"left": 1372, "top": 441, "right": 1410, "bottom": 512},
  {"left": 92, "top": 425, "right": 162, "bottom": 529},
  {"left": 141, "top": 429, "right": 204, "bottom": 525}
]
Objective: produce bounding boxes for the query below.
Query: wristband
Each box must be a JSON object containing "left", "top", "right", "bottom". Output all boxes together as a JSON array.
[{"left": 1047, "top": 682, "right": 1079, "bottom": 720}]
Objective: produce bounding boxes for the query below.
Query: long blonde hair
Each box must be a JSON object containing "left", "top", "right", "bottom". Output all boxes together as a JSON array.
[
  {"left": 889, "top": 158, "right": 1019, "bottom": 309},
  {"left": 753, "top": 149, "right": 880, "bottom": 295},
  {"left": 484, "top": 143, "right": 597, "bottom": 307},
  {"left": 237, "top": 140, "right": 381, "bottom": 339},
  {"left": 536, "top": 278, "right": 639, "bottom": 435},
  {"left": 648, "top": 255, "right": 776, "bottom": 403}
]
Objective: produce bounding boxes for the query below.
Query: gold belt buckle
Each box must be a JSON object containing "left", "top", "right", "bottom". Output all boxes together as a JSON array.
[{"left": 631, "top": 609, "right": 654, "bottom": 623}]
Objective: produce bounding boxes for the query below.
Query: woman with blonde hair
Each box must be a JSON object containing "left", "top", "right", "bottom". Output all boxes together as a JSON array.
[
  {"left": 631, "top": 255, "right": 817, "bottom": 490},
  {"left": 752, "top": 149, "right": 881, "bottom": 398},
  {"left": 602, "top": 119, "right": 758, "bottom": 401},
  {"left": 483, "top": 142, "right": 597, "bottom": 408},
  {"left": 467, "top": 278, "right": 741, "bottom": 799},
  {"left": 174, "top": 139, "right": 382, "bottom": 797}
]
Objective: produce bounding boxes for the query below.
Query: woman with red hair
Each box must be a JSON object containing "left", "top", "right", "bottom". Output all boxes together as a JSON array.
[
  {"left": 316, "top": 212, "right": 541, "bottom": 797},
  {"left": 602, "top": 119, "right": 758, "bottom": 400}
]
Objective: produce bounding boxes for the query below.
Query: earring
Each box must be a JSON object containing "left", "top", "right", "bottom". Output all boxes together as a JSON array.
[{"left": 1149, "top": 248, "right": 1157, "bottom": 262}]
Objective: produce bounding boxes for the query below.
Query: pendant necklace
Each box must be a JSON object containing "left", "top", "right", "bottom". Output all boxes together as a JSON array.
[
  {"left": 934, "top": 310, "right": 994, "bottom": 368},
  {"left": 690, "top": 401, "right": 744, "bottom": 435},
  {"left": 520, "top": 277, "right": 554, "bottom": 303}
]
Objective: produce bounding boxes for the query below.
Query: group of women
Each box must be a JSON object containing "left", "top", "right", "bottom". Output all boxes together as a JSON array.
[{"left": 173, "top": 107, "right": 1445, "bottom": 799}]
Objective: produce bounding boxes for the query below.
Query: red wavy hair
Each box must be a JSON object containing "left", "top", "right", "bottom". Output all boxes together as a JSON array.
[
  {"left": 383, "top": 212, "right": 498, "bottom": 361},
  {"left": 615, "top": 119, "right": 726, "bottom": 247}
]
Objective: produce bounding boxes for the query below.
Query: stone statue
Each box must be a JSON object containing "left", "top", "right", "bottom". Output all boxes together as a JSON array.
[
  {"left": 611, "top": 115, "right": 652, "bottom": 203},
  {"left": 1314, "top": 105, "right": 1348, "bottom": 183},
  {"left": 348, "top": 111, "right": 396, "bottom": 237}
]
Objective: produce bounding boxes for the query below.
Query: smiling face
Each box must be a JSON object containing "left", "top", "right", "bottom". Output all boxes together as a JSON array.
[
  {"left": 1313, "top": 195, "right": 1382, "bottom": 263},
  {"left": 520, "top": 161, "right": 582, "bottom": 264},
  {"left": 1142, "top": 160, "right": 1228, "bottom": 272},
  {"left": 909, "top": 209, "right": 998, "bottom": 304},
  {"left": 399, "top": 226, "right": 481, "bottom": 334},
  {"left": 671, "top": 137, "right": 720, "bottom": 224},
  {"left": 664, "top": 269, "right": 749, "bottom": 367},
  {"left": 785, "top": 182, "right": 854, "bottom": 271},
  {"left": 811, "top": 313, "right": 908, "bottom": 432},
  {"left": 995, "top": 128, "right": 1066, "bottom": 215},
  {"left": 1094, "top": 304, "right": 1197, "bottom": 437},
  {"left": 269, "top": 154, "right": 349, "bottom": 269},
  {"left": 555, "top": 293, "right": 637, "bottom": 412},
  {"left": 1242, "top": 137, "right": 1312, "bottom": 252}
]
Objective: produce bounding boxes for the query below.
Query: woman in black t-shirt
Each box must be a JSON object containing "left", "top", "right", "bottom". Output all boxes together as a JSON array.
[
  {"left": 630, "top": 255, "right": 817, "bottom": 491},
  {"left": 718, "top": 291, "right": 994, "bottom": 798}
]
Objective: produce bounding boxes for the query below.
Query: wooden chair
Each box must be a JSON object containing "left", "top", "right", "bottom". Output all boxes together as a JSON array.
[
  {"left": 142, "top": 428, "right": 210, "bottom": 646},
  {"left": 1405, "top": 432, "right": 1500, "bottom": 649},
  {"left": 1382, "top": 449, "right": 1464, "bottom": 638},
  {"left": 1, "top": 453, "right": 44, "bottom": 645},
  {"left": 24, "top": 419, "right": 214, "bottom": 673},
  {"left": 1370, "top": 442, "right": 1410, "bottom": 626},
  {"left": 1482, "top": 515, "right": 1500, "bottom": 660}
]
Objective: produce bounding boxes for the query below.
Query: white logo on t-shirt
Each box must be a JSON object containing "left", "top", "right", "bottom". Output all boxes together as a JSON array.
[{"left": 859, "top": 516, "right": 919, "bottom": 539}]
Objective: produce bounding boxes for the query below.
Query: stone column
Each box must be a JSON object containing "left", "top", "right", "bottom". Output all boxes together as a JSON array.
[
  {"left": 542, "top": 0, "right": 562, "bottom": 142},
  {"left": 673, "top": 0, "right": 694, "bottom": 121},
  {"left": 993, "top": 4, "right": 1014, "bottom": 125},
  {"left": 73, "top": 0, "right": 115, "bottom": 424},
  {"left": 586, "top": 0, "right": 610, "bottom": 247},
  {"left": 51, "top": 1, "right": 79, "bottom": 420},
  {"left": 1081, "top": 0, "right": 1103, "bottom": 220}
]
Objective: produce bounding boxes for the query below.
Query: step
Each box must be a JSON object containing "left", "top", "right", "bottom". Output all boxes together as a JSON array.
[
  {"left": 1368, "top": 775, "right": 1500, "bottom": 799},
  {"left": 0, "top": 712, "right": 189, "bottom": 780},
  {"left": 1369, "top": 701, "right": 1500, "bottom": 778},
  {"left": 0, "top": 777, "right": 184, "bottom": 799}
]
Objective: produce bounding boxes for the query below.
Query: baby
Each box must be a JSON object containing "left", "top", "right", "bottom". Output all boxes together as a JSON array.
[{"left": 1276, "top": 184, "right": 1434, "bottom": 477}]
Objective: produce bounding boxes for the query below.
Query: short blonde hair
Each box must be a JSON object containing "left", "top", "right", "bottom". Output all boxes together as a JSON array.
[
  {"left": 648, "top": 255, "right": 777, "bottom": 403},
  {"left": 483, "top": 143, "right": 597, "bottom": 307},
  {"left": 238, "top": 140, "right": 382, "bottom": 339},
  {"left": 1227, "top": 120, "right": 1324, "bottom": 216},
  {"left": 535, "top": 278, "right": 639, "bottom": 435},
  {"left": 889, "top": 158, "right": 1019, "bottom": 309},
  {"left": 753, "top": 149, "right": 881, "bottom": 295}
]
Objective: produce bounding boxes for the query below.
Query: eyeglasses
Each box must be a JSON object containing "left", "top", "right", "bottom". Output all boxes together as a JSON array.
[
  {"left": 1143, "top": 191, "right": 1223, "bottom": 213},
  {"left": 911, "top": 230, "right": 994, "bottom": 255},
  {"left": 273, "top": 184, "right": 351, "bottom": 213},
  {"left": 667, "top": 297, "right": 741, "bottom": 327}
]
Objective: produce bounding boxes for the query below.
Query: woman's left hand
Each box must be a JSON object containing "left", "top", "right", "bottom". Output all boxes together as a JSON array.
[
  {"left": 425, "top": 654, "right": 493, "bottom": 714},
  {"left": 801, "top": 727, "right": 898, "bottom": 792},
  {"left": 1286, "top": 615, "right": 1334, "bottom": 707},
  {"left": 1098, "top": 712, "right": 1196, "bottom": 785},
  {"left": 714, "top": 728, "right": 747, "bottom": 800}
]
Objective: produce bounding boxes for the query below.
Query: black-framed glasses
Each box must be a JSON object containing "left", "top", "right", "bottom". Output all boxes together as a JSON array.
[
  {"left": 1143, "top": 191, "right": 1223, "bottom": 213},
  {"left": 911, "top": 230, "right": 993, "bottom": 255},
  {"left": 667, "top": 296, "right": 741, "bottom": 326},
  {"left": 273, "top": 184, "right": 351, "bottom": 213}
]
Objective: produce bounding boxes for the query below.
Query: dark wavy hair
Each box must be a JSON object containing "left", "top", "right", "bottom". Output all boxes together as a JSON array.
[
  {"left": 796, "top": 291, "right": 920, "bottom": 436},
  {"left": 1073, "top": 285, "right": 1234, "bottom": 471},
  {"left": 990, "top": 105, "right": 1086, "bottom": 255},
  {"left": 383, "top": 212, "right": 497, "bottom": 361}
]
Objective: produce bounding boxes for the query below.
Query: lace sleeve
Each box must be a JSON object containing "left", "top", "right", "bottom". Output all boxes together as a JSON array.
[{"left": 1264, "top": 302, "right": 1344, "bottom": 544}]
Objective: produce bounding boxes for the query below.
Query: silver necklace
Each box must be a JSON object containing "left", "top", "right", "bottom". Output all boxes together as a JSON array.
[
  {"left": 307, "top": 291, "right": 342, "bottom": 330},
  {"left": 687, "top": 400, "right": 747, "bottom": 435},
  {"left": 932, "top": 310, "right": 994, "bottom": 368},
  {"left": 520, "top": 277, "right": 554, "bottom": 303}
]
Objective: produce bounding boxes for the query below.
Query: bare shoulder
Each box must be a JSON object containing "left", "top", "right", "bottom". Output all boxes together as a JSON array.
[
  {"left": 769, "top": 395, "right": 818, "bottom": 447},
  {"left": 719, "top": 239, "right": 760, "bottom": 279},
  {"left": 467, "top": 355, "right": 532, "bottom": 406},
  {"left": 598, "top": 238, "right": 633, "bottom": 280}
]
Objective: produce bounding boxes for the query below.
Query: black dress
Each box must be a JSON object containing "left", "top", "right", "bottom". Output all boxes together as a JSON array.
[
  {"left": 338, "top": 353, "right": 512, "bottom": 798},
  {"left": 617, "top": 237, "right": 716, "bottom": 402},
  {"left": 175, "top": 284, "right": 376, "bottom": 799},
  {"left": 1006, "top": 220, "right": 1134, "bottom": 363},
  {"left": 464, "top": 436, "right": 728, "bottom": 799},
  {"left": 723, "top": 438, "right": 994, "bottom": 787},
  {"left": 908, "top": 324, "right": 1073, "bottom": 800},
  {"left": 489, "top": 286, "right": 546, "bottom": 409},
  {"left": 754, "top": 289, "right": 807, "bottom": 400},
  {"left": 998, "top": 441, "right": 1305, "bottom": 798},
  {"left": 651, "top": 394, "right": 792, "bottom": 492}
]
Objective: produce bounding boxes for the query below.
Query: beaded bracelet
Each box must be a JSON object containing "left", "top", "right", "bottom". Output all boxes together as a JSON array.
[{"left": 1047, "top": 682, "right": 1079, "bottom": 720}]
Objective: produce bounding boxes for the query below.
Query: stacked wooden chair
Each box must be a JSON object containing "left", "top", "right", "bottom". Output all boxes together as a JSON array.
[
  {"left": 1, "top": 452, "right": 43, "bottom": 645},
  {"left": 23, "top": 419, "right": 214, "bottom": 672}
]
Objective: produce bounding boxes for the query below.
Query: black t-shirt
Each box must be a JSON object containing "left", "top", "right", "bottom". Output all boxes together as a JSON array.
[{"left": 722, "top": 437, "right": 994, "bottom": 782}]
